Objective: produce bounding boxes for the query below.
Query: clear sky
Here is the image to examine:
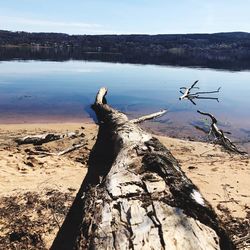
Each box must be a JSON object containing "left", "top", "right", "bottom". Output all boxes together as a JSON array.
[{"left": 1, "top": 0, "right": 250, "bottom": 35}]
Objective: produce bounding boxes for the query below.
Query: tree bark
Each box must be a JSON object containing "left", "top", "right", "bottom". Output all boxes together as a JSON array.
[{"left": 51, "top": 88, "right": 234, "bottom": 250}]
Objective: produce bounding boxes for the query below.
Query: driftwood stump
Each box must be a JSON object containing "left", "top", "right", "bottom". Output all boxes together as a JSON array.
[{"left": 51, "top": 88, "right": 234, "bottom": 250}]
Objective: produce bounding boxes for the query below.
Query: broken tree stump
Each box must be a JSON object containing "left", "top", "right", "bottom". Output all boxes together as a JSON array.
[{"left": 51, "top": 88, "right": 234, "bottom": 250}]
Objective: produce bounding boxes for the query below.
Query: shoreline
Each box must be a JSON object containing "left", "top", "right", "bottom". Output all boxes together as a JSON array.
[
  {"left": 1, "top": 121, "right": 249, "bottom": 154},
  {"left": 0, "top": 116, "right": 94, "bottom": 125},
  {"left": 0, "top": 122, "right": 249, "bottom": 214}
]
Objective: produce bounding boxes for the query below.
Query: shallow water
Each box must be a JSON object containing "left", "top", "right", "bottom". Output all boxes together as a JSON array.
[{"left": 0, "top": 60, "right": 249, "bottom": 152}]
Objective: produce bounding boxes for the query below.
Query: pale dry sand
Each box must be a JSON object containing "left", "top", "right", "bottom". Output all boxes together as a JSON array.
[
  {"left": 0, "top": 123, "right": 96, "bottom": 196},
  {"left": 157, "top": 135, "right": 250, "bottom": 218},
  {"left": 0, "top": 123, "right": 249, "bottom": 249}
]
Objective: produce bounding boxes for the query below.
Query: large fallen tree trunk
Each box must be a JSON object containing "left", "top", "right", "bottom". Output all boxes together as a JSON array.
[{"left": 51, "top": 88, "right": 234, "bottom": 250}]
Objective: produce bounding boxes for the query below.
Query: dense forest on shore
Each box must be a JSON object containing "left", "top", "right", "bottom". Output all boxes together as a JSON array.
[{"left": 1, "top": 30, "right": 250, "bottom": 70}]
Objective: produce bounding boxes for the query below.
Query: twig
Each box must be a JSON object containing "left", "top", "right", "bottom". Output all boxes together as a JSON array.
[
  {"left": 52, "top": 211, "right": 62, "bottom": 229},
  {"left": 199, "top": 148, "right": 216, "bottom": 156},
  {"left": 194, "top": 87, "right": 221, "bottom": 95},
  {"left": 35, "top": 143, "right": 86, "bottom": 156},
  {"left": 57, "top": 143, "right": 86, "bottom": 156}
]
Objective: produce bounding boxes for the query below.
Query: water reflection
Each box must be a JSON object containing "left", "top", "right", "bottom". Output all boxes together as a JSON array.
[
  {"left": 0, "top": 60, "right": 249, "bottom": 152},
  {"left": 1, "top": 46, "right": 250, "bottom": 71}
]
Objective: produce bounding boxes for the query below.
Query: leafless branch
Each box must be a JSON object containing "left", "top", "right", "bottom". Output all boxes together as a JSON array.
[
  {"left": 57, "top": 143, "right": 86, "bottom": 156},
  {"left": 197, "top": 110, "right": 247, "bottom": 155},
  {"left": 130, "top": 109, "right": 167, "bottom": 123},
  {"left": 179, "top": 80, "right": 221, "bottom": 105},
  {"left": 194, "top": 87, "right": 221, "bottom": 95},
  {"left": 34, "top": 143, "right": 86, "bottom": 156}
]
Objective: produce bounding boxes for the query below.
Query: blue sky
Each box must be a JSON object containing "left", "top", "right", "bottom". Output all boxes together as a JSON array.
[{"left": 0, "top": 0, "right": 250, "bottom": 35}]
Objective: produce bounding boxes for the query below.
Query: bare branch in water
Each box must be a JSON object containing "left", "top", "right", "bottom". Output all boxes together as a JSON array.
[{"left": 179, "top": 80, "right": 221, "bottom": 105}]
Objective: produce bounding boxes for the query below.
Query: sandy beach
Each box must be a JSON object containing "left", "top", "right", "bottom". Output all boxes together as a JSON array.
[{"left": 0, "top": 122, "right": 249, "bottom": 249}]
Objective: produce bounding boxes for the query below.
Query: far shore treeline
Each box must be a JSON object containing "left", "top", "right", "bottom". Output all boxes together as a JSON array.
[{"left": 1, "top": 30, "right": 250, "bottom": 70}]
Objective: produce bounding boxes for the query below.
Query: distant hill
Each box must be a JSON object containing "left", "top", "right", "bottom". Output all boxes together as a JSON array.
[{"left": 1, "top": 30, "right": 250, "bottom": 70}]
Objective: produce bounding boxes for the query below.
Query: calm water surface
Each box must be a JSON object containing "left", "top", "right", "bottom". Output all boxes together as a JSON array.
[{"left": 0, "top": 60, "right": 249, "bottom": 151}]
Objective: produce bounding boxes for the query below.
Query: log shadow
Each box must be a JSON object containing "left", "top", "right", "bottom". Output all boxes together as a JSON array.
[{"left": 50, "top": 124, "right": 115, "bottom": 250}]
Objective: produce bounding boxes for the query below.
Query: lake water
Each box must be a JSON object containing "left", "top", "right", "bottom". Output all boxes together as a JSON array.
[{"left": 0, "top": 60, "right": 250, "bottom": 152}]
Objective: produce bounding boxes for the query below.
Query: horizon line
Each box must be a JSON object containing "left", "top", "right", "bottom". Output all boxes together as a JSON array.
[{"left": 1, "top": 29, "right": 249, "bottom": 36}]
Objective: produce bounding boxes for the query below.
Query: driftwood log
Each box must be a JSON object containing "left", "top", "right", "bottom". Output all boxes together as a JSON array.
[
  {"left": 51, "top": 88, "right": 234, "bottom": 250},
  {"left": 15, "top": 132, "right": 78, "bottom": 145},
  {"left": 15, "top": 133, "right": 62, "bottom": 145}
]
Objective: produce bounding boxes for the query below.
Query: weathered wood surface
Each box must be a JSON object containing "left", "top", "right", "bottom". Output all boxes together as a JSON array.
[
  {"left": 15, "top": 132, "right": 78, "bottom": 145},
  {"left": 51, "top": 88, "right": 234, "bottom": 250},
  {"left": 15, "top": 133, "right": 62, "bottom": 145}
]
